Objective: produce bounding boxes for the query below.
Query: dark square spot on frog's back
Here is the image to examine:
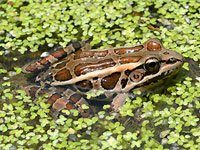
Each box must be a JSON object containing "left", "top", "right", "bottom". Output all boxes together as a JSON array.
[
  {"left": 101, "top": 72, "right": 121, "bottom": 90},
  {"left": 55, "top": 69, "right": 72, "bottom": 81},
  {"left": 75, "top": 80, "right": 93, "bottom": 92}
]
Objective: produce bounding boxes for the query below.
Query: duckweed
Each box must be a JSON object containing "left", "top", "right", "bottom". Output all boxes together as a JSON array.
[{"left": 0, "top": 0, "right": 200, "bottom": 149}]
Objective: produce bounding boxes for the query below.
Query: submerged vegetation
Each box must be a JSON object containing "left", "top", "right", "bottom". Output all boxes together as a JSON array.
[{"left": 0, "top": 0, "right": 200, "bottom": 149}]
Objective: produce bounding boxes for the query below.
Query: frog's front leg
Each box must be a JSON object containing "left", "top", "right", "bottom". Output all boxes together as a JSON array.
[{"left": 111, "top": 93, "right": 129, "bottom": 112}]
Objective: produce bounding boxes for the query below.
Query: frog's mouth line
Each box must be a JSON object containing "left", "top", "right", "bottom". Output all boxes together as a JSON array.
[{"left": 133, "top": 66, "right": 181, "bottom": 90}]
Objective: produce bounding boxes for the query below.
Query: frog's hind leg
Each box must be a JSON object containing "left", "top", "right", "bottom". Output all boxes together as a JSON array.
[
  {"left": 24, "top": 85, "right": 92, "bottom": 117},
  {"left": 22, "top": 40, "right": 91, "bottom": 74},
  {"left": 48, "top": 88, "right": 92, "bottom": 118}
]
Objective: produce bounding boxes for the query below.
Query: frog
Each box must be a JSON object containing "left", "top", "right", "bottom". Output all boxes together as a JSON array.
[{"left": 22, "top": 39, "right": 184, "bottom": 117}]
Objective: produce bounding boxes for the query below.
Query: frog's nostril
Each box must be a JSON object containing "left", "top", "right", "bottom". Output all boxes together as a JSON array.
[{"left": 167, "top": 58, "right": 177, "bottom": 64}]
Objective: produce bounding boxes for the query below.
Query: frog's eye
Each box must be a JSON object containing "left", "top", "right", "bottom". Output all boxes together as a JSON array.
[{"left": 144, "top": 57, "right": 160, "bottom": 74}]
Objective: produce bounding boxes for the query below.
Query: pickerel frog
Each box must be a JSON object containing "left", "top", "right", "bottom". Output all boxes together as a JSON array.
[{"left": 22, "top": 39, "right": 184, "bottom": 117}]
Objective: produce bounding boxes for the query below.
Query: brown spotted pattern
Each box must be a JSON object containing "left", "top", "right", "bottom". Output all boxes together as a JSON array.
[
  {"left": 74, "top": 59, "right": 117, "bottom": 76},
  {"left": 76, "top": 80, "right": 93, "bottom": 92},
  {"left": 22, "top": 39, "right": 184, "bottom": 116},
  {"left": 22, "top": 43, "right": 79, "bottom": 73},
  {"left": 74, "top": 50, "right": 108, "bottom": 59},
  {"left": 119, "top": 56, "right": 141, "bottom": 64},
  {"left": 55, "top": 68, "right": 72, "bottom": 81},
  {"left": 146, "top": 41, "right": 161, "bottom": 51},
  {"left": 101, "top": 72, "right": 121, "bottom": 90},
  {"left": 114, "top": 45, "right": 143, "bottom": 54}
]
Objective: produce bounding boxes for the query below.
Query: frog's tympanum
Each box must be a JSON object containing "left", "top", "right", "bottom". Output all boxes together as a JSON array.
[{"left": 22, "top": 39, "right": 184, "bottom": 117}]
